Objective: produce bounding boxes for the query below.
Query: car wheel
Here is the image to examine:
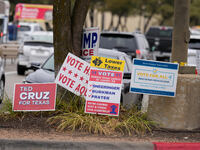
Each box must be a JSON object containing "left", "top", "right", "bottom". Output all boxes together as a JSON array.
[
  {"left": 0, "top": 78, "right": 4, "bottom": 104},
  {"left": 17, "top": 64, "right": 26, "bottom": 75}
]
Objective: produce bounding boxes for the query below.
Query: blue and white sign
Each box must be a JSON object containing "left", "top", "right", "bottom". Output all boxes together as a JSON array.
[
  {"left": 130, "top": 59, "right": 179, "bottom": 97},
  {"left": 81, "top": 27, "right": 100, "bottom": 59}
]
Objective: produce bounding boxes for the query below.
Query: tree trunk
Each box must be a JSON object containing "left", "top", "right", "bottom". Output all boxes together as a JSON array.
[
  {"left": 72, "top": 0, "right": 90, "bottom": 56},
  {"left": 144, "top": 13, "right": 153, "bottom": 33},
  {"left": 108, "top": 13, "right": 114, "bottom": 30},
  {"left": 171, "top": 0, "right": 190, "bottom": 63},
  {"left": 101, "top": 11, "right": 105, "bottom": 30},
  {"left": 53, "top": 0, "right": 73, "bottom": 75},
  {"left": 53, "top": 0, "right": 90, "bottom": 98},
  {"left": 115, "top": 15, "right": 122, "bottom": 31}
]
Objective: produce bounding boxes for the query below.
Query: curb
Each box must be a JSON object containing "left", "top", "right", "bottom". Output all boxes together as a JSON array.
[{"left": 0, "top": 139, "right": 154, "bottom": 150}]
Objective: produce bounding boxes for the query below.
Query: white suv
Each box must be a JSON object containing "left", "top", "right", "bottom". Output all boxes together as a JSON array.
[
  {"left": 17, "top": 31, "right": 53, "bottom": 75},
  {"left": 17, "top": 22, "right": 44, "bottom": 42},
  {"left": 100, "top": 31, "right": 150, "bottom": 60}
]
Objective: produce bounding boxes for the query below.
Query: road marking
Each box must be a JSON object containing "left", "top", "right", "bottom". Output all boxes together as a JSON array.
[{"left": 5, "top": 71, "right": 17, "bottom": 75}]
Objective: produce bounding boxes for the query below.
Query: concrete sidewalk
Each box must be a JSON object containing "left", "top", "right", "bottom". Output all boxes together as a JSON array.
[{"left": 0, "top": 139, "right": 154, "bottom": 150}]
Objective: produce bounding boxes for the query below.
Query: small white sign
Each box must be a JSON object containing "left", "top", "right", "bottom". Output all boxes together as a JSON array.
[
  {"left": 81, "top": 27, "right": 100, "bottom": 59},
  {"left": 130, "top": 59, "right": 179, "bottom": 97},
  {"left": 55, "top": 53, "right": 90, "bottom": 97}
]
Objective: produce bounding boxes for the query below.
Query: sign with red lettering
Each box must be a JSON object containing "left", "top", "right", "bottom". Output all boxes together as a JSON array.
[
  {"left": 55, "top": 53, "right": 90, "bottom": 97},
  {"left": 85, "top": 68, "right": 123, "bottom": 116},
  {"left": 81, "top": 27, "right": 100, "bottom": 59},
  {"left": 13, "top": 83, "right": 56, "bottom": 111}
]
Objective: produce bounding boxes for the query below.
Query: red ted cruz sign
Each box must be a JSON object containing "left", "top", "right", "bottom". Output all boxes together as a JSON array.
[{"left": 13, "top": 83, "right": 57, "bottom": 111}]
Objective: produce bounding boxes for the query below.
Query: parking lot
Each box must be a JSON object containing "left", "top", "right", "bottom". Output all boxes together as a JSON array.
[{"left": 4, "top": 60, "right": 29, "bottom": 99}]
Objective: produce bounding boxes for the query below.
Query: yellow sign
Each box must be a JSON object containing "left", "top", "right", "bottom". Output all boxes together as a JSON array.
[{"left": 90, "top": 56, "right": 125, "bottom": 71}]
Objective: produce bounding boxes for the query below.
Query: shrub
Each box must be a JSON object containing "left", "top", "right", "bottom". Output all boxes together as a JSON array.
[
  {"left": 48, "top": 93, "right": 156, "bottom": 136},
  {"left": 0, "top": 92, "right": 156, "bottom": 136}
]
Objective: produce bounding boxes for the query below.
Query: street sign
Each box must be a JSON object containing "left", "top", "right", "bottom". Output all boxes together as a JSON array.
[
  {"left": 90, "top": 56, "right": 125, "bottom": 71},
  {"left": 13, "top": 83, "right": 57, "bottom": 111},
  {"left": 130, "top": 59, "right": 179, "bottom": 97},
  {"left": 55, "top": 53, "right": 90, "bottom": 97},
  {"left": 81, "top": 27, "right": 100, "bottom": 59}
]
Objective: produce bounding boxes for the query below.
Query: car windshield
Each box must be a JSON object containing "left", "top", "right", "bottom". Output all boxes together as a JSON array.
[
  {"left": 42, "top": 54, "right": 54, "bottom": 71},
  {"left": 24, "top": 41, "right": 53, "bottom": 47},
  {"left": 30, "top": 34, "right": 53, "bottom": 43},
  {"left": 146, "top": 28, "right": 172, "bottom": 38},
  {"left": 18, "top": 25, "right": 31, "bottom": 31},
  {"left": 189, "top": 39, "right": 200, "bottom": 50},
  {"left": 100, "top": 34, "right": 137, "bottom": 52}
]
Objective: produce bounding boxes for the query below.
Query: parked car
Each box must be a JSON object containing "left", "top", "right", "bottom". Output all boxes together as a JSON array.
[
  {"left": 145, "top": 26, "right": 173, "bottom": 61},
  {"left": 188, "top": 34, "right": 200, "bottom": 74},
  {"left": 0, "top": 57, "right": 5, "bottom": 104},
  {"left": 17, "top": 31, "right": 53, "bottom": 75},
  {"left": 100, "top": 31, "right": 150, "bottom": 60},
  {"left": 25, "top": 48, "right": 142, "bottom": 106},
  {"left": 17, "top": 22, "right": 44, "bottom": 42}
]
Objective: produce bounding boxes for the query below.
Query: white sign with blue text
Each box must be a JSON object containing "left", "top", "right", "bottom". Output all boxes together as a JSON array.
[
  {"left": 130, "top": 59, "right": 179, "bottom": 97},
  {"left": 81, "top": 27, "right": 100, "bottom": 59}
]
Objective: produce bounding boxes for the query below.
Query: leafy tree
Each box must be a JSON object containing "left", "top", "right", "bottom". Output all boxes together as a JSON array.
[
  {"left": 190, "top": 0, "right": 200, "bottom": 25},
  {"left": 105, "top": 0, "right": 133, "bottom": 31}
]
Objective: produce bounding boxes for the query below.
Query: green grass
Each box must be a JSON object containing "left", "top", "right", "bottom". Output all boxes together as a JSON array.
[{"left": 0, "top": 92, "right": 156, "bottom": 136}]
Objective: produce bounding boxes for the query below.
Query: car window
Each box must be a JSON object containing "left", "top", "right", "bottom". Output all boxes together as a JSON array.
[
  {"left": 98, "top": 53, "right": 118, "bottom": 59},
  {"left": 146, "top": 28, "right": 172, "bottom": 38},
  {"left": 30, "top": 34, "right": 53, "bottom": 43},
  {"left": 42, "top": 54, "right": 54, "bottom": 71},
  {"left": 189, "top": 39, "right": 200, "bottom": 50},
  {"left": 24, "top": 41, "right": 53, "bottom": 47},
  {"left": 124, "top": 56, "right": 132, "bottom": 72},
  {"left": 34, "top": 26, "right": 43, "bottom": 31},
  {"left": 100, "top": 34, "right": 137, "bottom": 52},
  {"left": 18, "top": 25, "right": 31, "bottom": 31}
]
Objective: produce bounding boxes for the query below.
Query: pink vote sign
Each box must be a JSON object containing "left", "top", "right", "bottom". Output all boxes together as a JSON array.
[{"left": 13, "top": 83, "right": 57, "bottom": 111}]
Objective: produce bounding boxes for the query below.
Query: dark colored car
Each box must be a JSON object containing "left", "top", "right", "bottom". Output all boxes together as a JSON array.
[{"left": 145, "top": 26, "right": 173, "bottom": 61}]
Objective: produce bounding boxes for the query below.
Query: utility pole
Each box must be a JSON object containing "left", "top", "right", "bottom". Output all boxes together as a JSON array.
[{"left": 171, "top": 0, "right": 190, "bottom": 65}]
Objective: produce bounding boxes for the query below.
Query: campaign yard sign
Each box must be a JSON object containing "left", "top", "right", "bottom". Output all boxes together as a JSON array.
[
  {"left": 55, "top": 53, "right": 90, "bottom": 97},
  {"left": 85, "top": 68, "right": 123, "bottom": 116},
  {"left": 130, "top": 59, "right": 179, "bottom": 97},
  {"left": 13, "top": 83, "right": 56, "bottom": 111},
  {"left": 90, "top": 56, "right": 125, "bottom": 71},
  {"left": 81, "top": 27, "right": 100, "bottom": 59}
]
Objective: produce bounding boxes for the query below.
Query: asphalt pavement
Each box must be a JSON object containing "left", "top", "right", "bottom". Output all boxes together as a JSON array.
[{"left": 0, "top": 139, "right": 154, "bottom": 150}]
